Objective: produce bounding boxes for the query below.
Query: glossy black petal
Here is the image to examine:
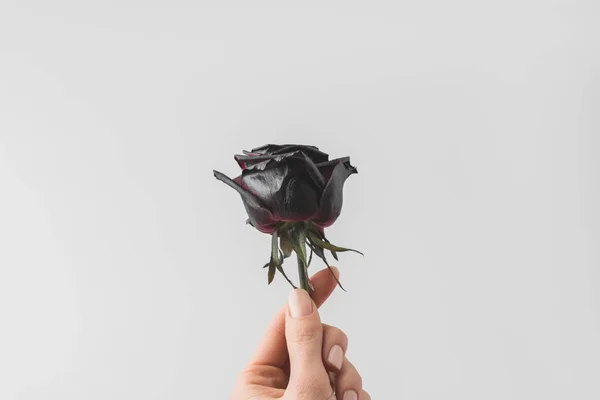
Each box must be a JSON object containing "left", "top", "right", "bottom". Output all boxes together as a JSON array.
[
  {"left": 297, "top": 151, "right": 326, "bottom": 189},
  {"left": 312, "top": 157, "right": 358, "bottom": 227},
  {"left": 313, "top": 159, "right": 339, "bottom": 183},
  {"left": 235, "top": 151, "right": 297, "bottom": 171},
  {"left": 241, "top": 157, "right": 321, "bottom": 222},
  {"left": 213, "top": 170, "right": 279, "bottom": 233},
  {"left": 251, "top": 144, "right": 329, "bottom": 163}
]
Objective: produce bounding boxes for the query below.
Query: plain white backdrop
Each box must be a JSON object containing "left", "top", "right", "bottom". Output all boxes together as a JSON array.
[{"left": 1, "top": 1, "right": 599, "bottom": 399}]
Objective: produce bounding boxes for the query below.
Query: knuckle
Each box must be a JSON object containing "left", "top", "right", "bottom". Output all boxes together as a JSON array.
[
  {"left": 343, "top": 361, "right": 363, "bottom": 389},
  {"left": 239, "top": 364, "right": 287, "bottom": 389},
  {"left": 238, "top": 365, "right": 260, "bottom": 386},
  {"left": 352, "top": 372, "right": 363, "bottom": 390},
  {"left": 292, "top": 375, "right": 332, "bottom": 399},
  {"left": 334, "top": 327, "right": 348, "bottom": 349},
  {"left": 293, "top": 328, "right": 318, "bottom": 344},
  {"left": 323, "top": 325, "right": 348, "bottom": 350},
  {"left": 290, "top": 323, "right": 320, "bottom": 345}
]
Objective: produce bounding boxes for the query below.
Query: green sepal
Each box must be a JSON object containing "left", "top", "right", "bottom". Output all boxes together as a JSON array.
[
  {"left": 307, "top": 241, "right": 347, "bottom": 291},
  {"left": 276, "top": 262, "right": 297, "bottom": 289},
  {"left": 308, "top": 232, "right": 364, "bottom": 256},
  {"left": 323, "top": 236, "right": 338, "bottom": 261},
  {"left": 263, "top": 249, "right": 296, "bottom": 289},
  {"left": 288, "top": 223, "right": 311, "bottom": 292},
  {"left": 279, "top": 234, "right": 293, "bottom": 258},
  {"left": 307, "top": 225, "right": 338, "bottom": 259}
]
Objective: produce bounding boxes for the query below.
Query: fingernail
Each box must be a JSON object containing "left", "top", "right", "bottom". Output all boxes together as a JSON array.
[
  {"left": 288, "top": 289, "right": 313, "bottom": 318},
  {"left": 343, "top": 390, "right": 358, "bottom": 400},
  {"left": 328, "top": 345, "right": 344, "bottom": 370}
]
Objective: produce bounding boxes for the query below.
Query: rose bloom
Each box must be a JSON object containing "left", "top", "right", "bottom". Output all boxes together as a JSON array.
[{"left": 213, "top": 144, "right": 357, "bottom": 234}]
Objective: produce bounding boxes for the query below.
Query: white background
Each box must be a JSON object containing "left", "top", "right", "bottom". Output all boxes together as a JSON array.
[{"left": 1, "top": 1, "right": 599, "bottom": 399}]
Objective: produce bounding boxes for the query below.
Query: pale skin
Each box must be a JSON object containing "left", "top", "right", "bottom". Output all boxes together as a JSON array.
[{"left": 231, "top": 267, "right": 370, "bottom": 400}]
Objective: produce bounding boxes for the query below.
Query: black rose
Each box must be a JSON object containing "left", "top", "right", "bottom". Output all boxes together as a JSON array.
[{"left": 213, "top": 144, "right": 357, "bottom": 234}]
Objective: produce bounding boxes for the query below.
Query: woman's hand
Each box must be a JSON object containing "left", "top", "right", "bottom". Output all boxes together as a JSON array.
[{"left": 230, "top": 268, "right": 370, "bottom": 399}]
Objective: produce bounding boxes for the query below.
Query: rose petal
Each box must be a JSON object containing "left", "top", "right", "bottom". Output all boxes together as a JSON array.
[
  {"left": 315, "top": 159, "right": 340, "bottom": 183},
  {"left": 213, "top": 170, "right": 278, "bottom": 233},
  {"left": 234, "top": 151, "right": 297, "bottom": 171},
  {"left": 297, "top": 152, "right": 326, "bottom": 189},
  {"left": 271, "top": 145, "right": 329, "bottom": 163},
  {"left": 235, "top": 149, "right": 331, "bottom": 184},
  {"left": 241, "top": 159, "right": 320, "bottom": 222},
  {"left": 312, "top": 157, "right": 357, "bottom": 227},
  {"left": 250, "top": 144, "right": 329, "bottom": 163}
]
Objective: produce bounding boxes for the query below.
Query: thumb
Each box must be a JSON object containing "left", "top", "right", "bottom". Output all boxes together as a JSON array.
[{"left": 285, "top": 289, "right": 330, "bottom": 393}]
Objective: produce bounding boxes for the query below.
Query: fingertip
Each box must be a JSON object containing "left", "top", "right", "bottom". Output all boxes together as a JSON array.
[
  {"left": 310, "top": 266, "right": 340, "bottom": 289},
  {"left": 288, "top": 289, "right": 314, "bottom": 318},
  {"left": 329, "top": 266, "right": 339, "bottom": 278},
  {"left": 309, "top": 267, "right": 341, "bottom": 309}
]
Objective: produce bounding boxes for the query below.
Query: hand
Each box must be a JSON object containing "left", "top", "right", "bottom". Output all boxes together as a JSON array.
[{"left": 230, "top": 267, "right": 370, "bottom": 400}]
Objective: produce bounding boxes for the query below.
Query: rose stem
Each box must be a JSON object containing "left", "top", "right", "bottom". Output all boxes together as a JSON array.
[
  {"left": 297, "top": 252, "right": 310, "bottom": 292},
  {"left": 295, "top": 228, "right": 311, "bottom": 293}
]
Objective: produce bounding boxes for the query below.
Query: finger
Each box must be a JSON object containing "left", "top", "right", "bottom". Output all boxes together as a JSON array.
[
  {"left": 335, "top": 357, "right": 363, "bottom": 400},
  {"left": 286, "top": 289, "right": 325, "bottom": 372},
  {"left": 285, "top": 289, "right": 332, "bottom": 398},
  {"left": 361, "top": 389, "right": 371, "bottom": 400},
  {"left": 250, "top": 267, "right": 340, "bottom": 367},
  {"left": 321, "top": 324, "right": 348, "bottom": 372}
]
